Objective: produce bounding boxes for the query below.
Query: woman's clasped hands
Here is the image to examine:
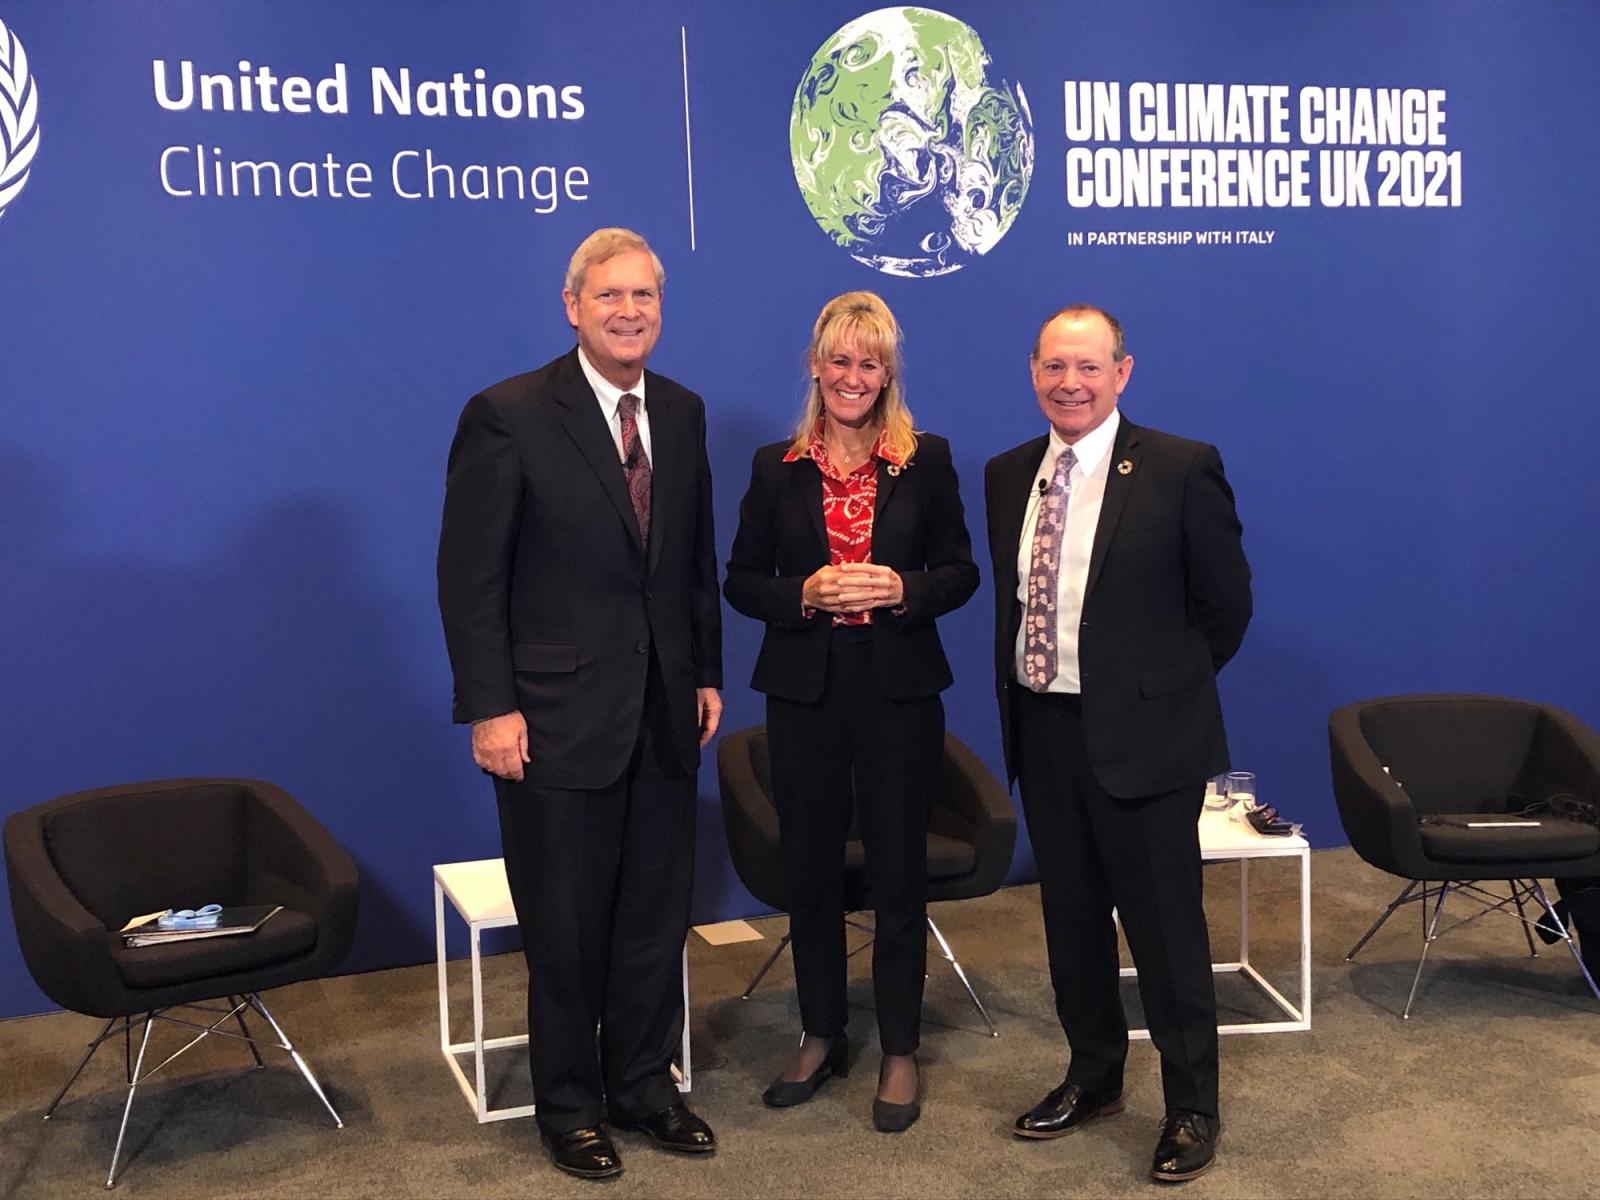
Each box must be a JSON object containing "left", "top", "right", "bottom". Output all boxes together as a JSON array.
[{"left": 802, "top": 561, "right": 904, "bottom": 614}]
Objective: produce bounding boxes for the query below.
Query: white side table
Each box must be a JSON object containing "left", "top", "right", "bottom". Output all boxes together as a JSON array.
[
  {"left": 434, "top": 858, "right": 692, "bottom": 1123},
  {"left": 1123, "top": 808, "right": 1312, "bottom": 1038}
]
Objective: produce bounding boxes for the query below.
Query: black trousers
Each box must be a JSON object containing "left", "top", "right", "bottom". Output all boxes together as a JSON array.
[
  {"left": 1015, "top": 688, "right": 1220, "bottom": 1118},
  {"left": 766, "top": 626, "right": 944, "bottom": 1056},
  {"left": 494, "top": 659, "right": 694, "bottom": 1134}
]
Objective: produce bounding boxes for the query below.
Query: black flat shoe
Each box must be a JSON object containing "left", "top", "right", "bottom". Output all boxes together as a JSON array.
[
  {"left": 1151, "top": 1110, "right": 1220, "bottom": 1183},
  {"left": 872, "top": 1055, "right": 921, "bottom": 1132},
  {"left": 1014, "top": 1080, "right": 1124, "bottom": 1139},
  {"left": 762, "top": 1036, "right": 849, "bottom": 1108},
  {"left": 871, "top": 1094, "right": 921, "bottom": 1132},
  {"left": 540, "top": 1125, "right": 624, "bottom": 1180},
  {"left": 611, "top": 1101, "right": 716, "bottom": 1154}
]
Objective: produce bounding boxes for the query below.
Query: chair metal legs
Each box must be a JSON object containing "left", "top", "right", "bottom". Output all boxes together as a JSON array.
[
  {"left": 1345, "top": 879, "right": 1422, "bottom": 962},
  {"left": 1511, "top": 890, "right": 1539, "bottom": 957},
  {"left": 1349, "top": 877, "right": 1600, "bottom": 1017},
  {"left": 1530, "top": 880, "right": 1600, "bottom": 1003},
  {"left": 740, "top": 932, "right": 793, "bottom": 999},
  {"left": 246, "top": 993, "right": 343, "bottom": 1129},
  {"left": 740, "top": 914, "right": 999, "bottom": 1034},
  {"left": 230, "top": 995, "right": 265, "bottom": 1068},
  {"left": 107, "top": 1012, "right": 157, "bottom": 1187},
  {"left": 42, "top": 994, "right": 341, "bottom": 1188},
  {"left": 42, "top": 1017, "right": 121, "bottom": 1120},
  {"left": 926, "top": 916, "right": 998, "bottom": 1037},
  {"left": 1403, "top": 879, "right": 1452, "bottom": 1019}
]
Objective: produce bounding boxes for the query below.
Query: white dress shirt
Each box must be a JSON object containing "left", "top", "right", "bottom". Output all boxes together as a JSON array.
[
  {"left": 577, "top": 347, "right": 652, "bottom": 464},
  {"left": 1014, "top": 410, "right": 1121, "bottom": 693}
]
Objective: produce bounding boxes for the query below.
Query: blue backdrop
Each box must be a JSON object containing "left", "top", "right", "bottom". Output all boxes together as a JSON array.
[{"left": 3, "top": 1, "right": 1598, "bottom": 1018}]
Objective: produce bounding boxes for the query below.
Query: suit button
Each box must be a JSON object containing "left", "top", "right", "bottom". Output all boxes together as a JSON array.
[{"left": 635, "top": 642, "right": 648, "bottom": 654}]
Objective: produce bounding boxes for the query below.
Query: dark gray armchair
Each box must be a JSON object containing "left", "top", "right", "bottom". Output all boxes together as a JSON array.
[
  {"left": 4, "top": 778, "right": 359, "bottom": 1187},
  {"left": 1328, "top": 694, "right": 1600, "bottom": 1016}
]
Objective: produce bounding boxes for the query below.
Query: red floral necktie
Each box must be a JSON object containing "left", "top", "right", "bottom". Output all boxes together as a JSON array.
[{"left": 618, "top": 392, "right": 652, "bottom": 544}]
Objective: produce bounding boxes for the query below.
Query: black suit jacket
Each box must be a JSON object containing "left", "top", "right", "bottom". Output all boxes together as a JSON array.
[
  {"left": 725, "top": 433, "right": 978, "bottom": 703},
  {"left": 984, "top": 418, "right": 1251, "bottom": 797},
  {"left": 437, "top": 349, "right": 722, "bottom": 790}
]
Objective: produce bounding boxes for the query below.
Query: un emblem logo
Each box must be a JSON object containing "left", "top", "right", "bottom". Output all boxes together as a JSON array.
[{"left": 0, "top": 16, "right": 40, "bottom": 222}]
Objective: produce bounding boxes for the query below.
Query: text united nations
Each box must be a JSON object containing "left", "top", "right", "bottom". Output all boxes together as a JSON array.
[{"left": 152, "top": 59, "right": 591, "bottom": 213}]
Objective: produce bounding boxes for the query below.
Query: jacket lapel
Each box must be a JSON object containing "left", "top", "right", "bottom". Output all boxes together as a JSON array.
[
  {"left": 998, "top": 436, "right": 1050, "bottom": 589},
  {"left": 797, "top": 458, "right": 827, "bottom": 553},
  {"left": 554, "top": 352, "right": 644, "bottom": 556},
  {"left": 1084, "top": 419, "right": 1140, "bottom": 600},
  {"left": 871, "top": 456, "right": 902, "bottom": 535}
]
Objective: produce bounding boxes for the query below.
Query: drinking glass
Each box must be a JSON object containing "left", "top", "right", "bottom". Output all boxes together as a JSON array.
[
  {"left": 1203, "top": 776, "right": 1230, "bottom": 811},
  {"left": 1223, "top": 770, "right": 1257, "bottom": 814}
]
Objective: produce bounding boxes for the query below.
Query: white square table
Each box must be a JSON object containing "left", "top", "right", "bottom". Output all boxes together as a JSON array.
[
  {"left": 433, "top": 857, "right": 692, "bottom": 1122},
  {"left": 1122, "top": 807, "right": 1311, "bottom": 1038}
]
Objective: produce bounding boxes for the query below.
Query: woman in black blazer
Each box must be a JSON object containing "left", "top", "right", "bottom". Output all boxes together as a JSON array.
[{"left": 724, "top": 292, "right": 978, "bottom": 1131}]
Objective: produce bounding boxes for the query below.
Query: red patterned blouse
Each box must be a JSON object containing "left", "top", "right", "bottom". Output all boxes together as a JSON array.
[{"left": 784, "top": 423, "right": 908, "bottom": 626}]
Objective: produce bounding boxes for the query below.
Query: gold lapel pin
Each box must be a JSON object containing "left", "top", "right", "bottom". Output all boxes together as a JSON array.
[
  {"left": 1117, "top": 459, "right": 1133, "bottom": 475},
  {"left": 887, "top": 464, "right": 902, "bottom": 476}
]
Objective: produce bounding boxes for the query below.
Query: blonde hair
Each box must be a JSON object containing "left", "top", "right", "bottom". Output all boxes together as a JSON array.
[
  {"left": 564, "top": 227, "right": 665, "bottom": 296},
  {"left": 788, "top": 291, "right": 918, "bottom": 463}
]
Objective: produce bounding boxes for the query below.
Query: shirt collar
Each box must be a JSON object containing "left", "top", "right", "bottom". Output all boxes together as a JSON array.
[
  {"left": 1044, "top": 409, "right": 1120, "bottom": 479},
  {"left": 782, "top": 419, "right": 907, "bottom": 468},
  {"left": 576, "top": 346, "right": 646, "bottom": 422}
]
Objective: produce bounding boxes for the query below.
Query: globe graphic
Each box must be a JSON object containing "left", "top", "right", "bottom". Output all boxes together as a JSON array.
[{"left": 790, "top": 7, "right": 1034, "bottom": 278}]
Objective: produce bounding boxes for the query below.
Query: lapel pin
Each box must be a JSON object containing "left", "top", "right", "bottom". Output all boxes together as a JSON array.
[
  {"left": 1116, "top": 459, "right": 1133, "bottom": 475},
  {"left": 887, "top": 464, "right": 902, "bottom": 476}
]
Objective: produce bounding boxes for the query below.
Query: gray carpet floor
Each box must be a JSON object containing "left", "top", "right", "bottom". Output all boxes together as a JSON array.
[{"left": 2, "top": 846, "right": 1597, "bottom": 1199}]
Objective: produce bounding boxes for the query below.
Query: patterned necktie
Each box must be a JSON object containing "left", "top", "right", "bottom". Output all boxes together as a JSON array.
[
  {"left": 1022, "top": 447, "right": 1076, "bottom": 690},
  {"left": 617, "top": 392, "right": 652, "bottom": 544}
]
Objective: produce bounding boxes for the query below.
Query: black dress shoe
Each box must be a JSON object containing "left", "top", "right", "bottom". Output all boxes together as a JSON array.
[
  {"left": 1534, "top": 898, "right": 1570, "bottom": 945},
  {"left": 610, "top": 1101, "right": 717, "bottom": 1154},
  {"left": 1151, "top": 1110, "right": 1220, "bottom": 1182},
  {"left": 762, "top": 1036, "right": 849, "bottom": 1108},
  {"left": 1014, "top": 1080, "right": 1125, "bottom": 1139},
  {"left": 540, "top": 1125, "right": 623, "bottom": 1179},
  {"left": 871, "top": 1056, "right": 921, "bottom": 1133}
]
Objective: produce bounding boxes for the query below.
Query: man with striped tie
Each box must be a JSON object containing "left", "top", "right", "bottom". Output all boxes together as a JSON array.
[{"left": 438, "top": 228, "right": 722, "bottom": 1180}]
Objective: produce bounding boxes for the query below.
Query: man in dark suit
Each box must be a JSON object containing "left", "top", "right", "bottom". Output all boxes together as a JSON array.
[
  {"left": 984, "top": 305, "right": 1250, "bottom": 1183},
  {"left": 437, "top": 228, "right": 722, "bottom": 1181}
]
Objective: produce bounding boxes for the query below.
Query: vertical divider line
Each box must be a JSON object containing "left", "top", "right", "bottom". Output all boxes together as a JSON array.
[{"left": 681, "top": 25, "right": 697, "bottom": 251}]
